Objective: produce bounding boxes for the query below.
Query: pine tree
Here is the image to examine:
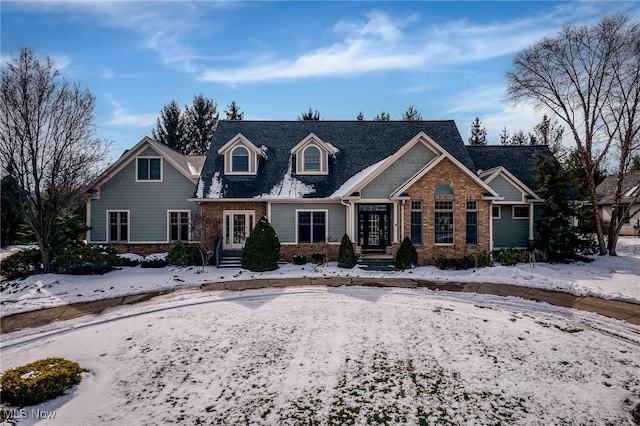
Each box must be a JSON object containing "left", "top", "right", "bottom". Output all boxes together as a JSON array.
[
  {"left": 337, "top": 234, "right": 357, "bottom": 268},
  {"left": 151, "top": 100, "right": 185, "bottom": 153},
  {"left": 356, "top": 112, "right": 364, "bottom": 121},
  {"left": 508, "top": 130, "right": 529, "bottom": 145},
  {"left": 499, "top": 127, "right": 510, "bottom": 145},
  {"left": 374, "top": 111, "right": 390, "bottom": 121},
  {"left": 402, "top": 106, "right": 422, "bottom": 121},
  {"left": 534, "top": 153, "right": 580, "bottom": 262},
  {"left": 468, "top": 117, "right": 487, "bottom": 145},
  {"left": 241, "top": 216, "right": 280, "bottom": 271},
  {"left": 1, "top": 167, "right": 25, "bottom": 247},
  {"left": 183, "top": 94, "right": 218, "bottom": 155},
  {"left": 533, "top": 115, "right": 565, "bottom": 156},
  {"left": 298, "top": 108, "right": 320, "bottom": 120},
  {"left": 395, "top": 237, "right": 418, "bottom": 269},
  {"left": 224, "top": 100, "right": 244, "bottom": 120}
]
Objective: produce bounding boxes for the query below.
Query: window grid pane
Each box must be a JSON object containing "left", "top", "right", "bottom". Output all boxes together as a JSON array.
[
  {"left": 232, "top": 147, "right": 249, "bottom": 172},
  {"left": 150, "top": 158, "right": 161, "bottom": 179},
  {"left": 434, "top": 200, "right": 453, "bottom": 244},
  {"left": 466, "top": 211, "right": 478, "bottom": 245}
]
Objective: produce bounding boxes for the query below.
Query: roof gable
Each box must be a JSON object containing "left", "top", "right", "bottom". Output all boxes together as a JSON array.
[
  {"left": 596, "top": 171, "right": 640, "bottom": 204},
  {"left": 479, "top": 166, "right": 541, "bottom": 201}
]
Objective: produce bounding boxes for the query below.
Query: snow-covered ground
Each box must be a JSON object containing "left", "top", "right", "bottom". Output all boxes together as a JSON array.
[
  {"left": 1, "top": 239, "right": 639, "bottom": 424},
  {"left": 1, "top": 237, "right": 639, "bottom": 318}
]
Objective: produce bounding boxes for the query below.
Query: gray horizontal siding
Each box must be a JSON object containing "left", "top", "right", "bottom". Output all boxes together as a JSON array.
[
  {"left": 489, "top": 175, "right": 523, "bottom": 202},
  {"left": 361, "top": 143, "right": 436, "bottom": 199},
  {"left": 493, "top": 205, "right": 529, "bottom": 248},
  {"left": 271, "top": 203, "right": 346, "bottom": 243},
  {"left": 90, "top": 152, "right": 197, "bottom": 243}
]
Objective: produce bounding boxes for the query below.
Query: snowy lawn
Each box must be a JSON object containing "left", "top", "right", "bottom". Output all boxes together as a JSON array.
[
  {"left": 1, "top": 287, "right": 639, "bottom": 425},
  {"left": 1, "top": 237, "right": 639, "bottom": 318}
]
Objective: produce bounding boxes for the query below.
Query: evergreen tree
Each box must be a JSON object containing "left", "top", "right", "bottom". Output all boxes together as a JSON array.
[
  {"left": 224, "top": 100, "right": 244, "bottom": 120},
  {"left": 241, "top": 216, "right": 280, "bottom": 271},
  {"left": 337, "top": 234, "right": 357, "bottom": 268},
  {"left": 508, "top": 130, "right": 530, "bottom": 145},
  {"left": 563, "top": 148, "right": 607, "bottom": 198},
  {"left": 402, "top": 105, "right": 423, "bottom": 121},
  {"left": 298, "top": 108, "right": 320, "bottom": 120},
  {"left": 395, "top": 237, "right": 418, "bottom": 269},
  {"left": 468, "top": 117, "right": 487, "bottom": 145},
  {"left": 533, "top": 114, "right": 565, "bottom": 156},
  {"left": 356, "top": 112, "right": 364, "bottom": 121},
  {"left": 0, "top": 167, "right": 25, "bottom": 247},
  {"left": 499, "top": 127, "right": 510, "bottom": 144},
  {"left": 629, "top": 155, "right": 640, "bottom": 172},
  {"left": 374, "top": 111, "right": 390, "bottom": 121},
  {"left": 534, "top": 153, "right": 580, "bottom": 262},
  {"left": 151, "top": 100, "right": 185, "bottom": 153},
  {"left": 183, "top": 94, "right": 218, "bottom": 155}
]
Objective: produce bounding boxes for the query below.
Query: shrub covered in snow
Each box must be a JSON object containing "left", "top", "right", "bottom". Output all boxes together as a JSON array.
[
  {"left": 242, "top": 216, "right": 280, "bottom": 272},
  {"left": 338, "top": 234, "right": 357, "bottom": 268},
  {"left": 395, "top": 237, "right": 418, "bottom": 270},
  {"left": 0, "top": 357, "right": 82, "bottom": 406},
  {"left": 292, "top": 254, "right": 307, "bottom": 265},
  {"left": 119, "top": 253, "right": 143, "bottom": 267},
  {"left": 0, "top": 248, "right": 42, "bottom": 280},
  {"left": 53, "top": 245, "right": 121, "bottom": 275},
  {"left": 495, "top": 248, "right": 526, "bottom": 266}
]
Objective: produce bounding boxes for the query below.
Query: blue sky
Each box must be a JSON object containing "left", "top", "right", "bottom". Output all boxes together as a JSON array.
[{"left": 2, "top": 1, "right": 639, "bottom": 162}]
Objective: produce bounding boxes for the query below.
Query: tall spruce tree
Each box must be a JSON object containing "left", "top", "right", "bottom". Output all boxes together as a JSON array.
[
  {"left": 183, "top": 94, "right": 218, "bottom": 155},
  {"left": 241, "top": 216, "right": 280, "bottom": 271},
  {"left": 298, "top": 108, "right": 320, "bottom": 120},
  {"left": 356, "top": 112, "right": 364, "bottom": 121},
  {"left": 224, "top": 100, "right": 244, "bottom": 120},
  {"left": 534, "top": 153, "right": 580, "bottom": 262},
  {"left": 152, "top": 100, "right": 185, "bottom": 153},
  {"left": 374, "top": 111, "right": 390, "bottom": 121},
  {"left": 402, "top": 106, "right": 423, "bottom": 121},
  {"left": 1, "top": 166, "right": 25, "bottom": 247},
  {"left": 468, "top": 117, "right": 487, "bottom": 145}
]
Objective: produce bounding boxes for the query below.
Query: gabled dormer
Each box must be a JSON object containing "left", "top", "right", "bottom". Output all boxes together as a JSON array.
[
  {"left": 290, "top": 133, "right": 338, "bottom": 176},
  {"left": 217, "top": 133, "right": 265, "bottom": 176}
]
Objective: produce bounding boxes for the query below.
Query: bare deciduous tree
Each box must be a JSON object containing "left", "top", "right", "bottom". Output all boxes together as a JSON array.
[
  {"left": 506, "top": 15, "right": 640, "bottom": 255},
  {"left": 0, "top": 48, "right": 108, "bottom": 271}
]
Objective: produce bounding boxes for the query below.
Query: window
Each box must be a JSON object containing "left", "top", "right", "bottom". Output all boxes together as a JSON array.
[
  {"left": 108, "top": 211, "right": 128, "bottom": 242},
  {"left": 466, "top": 201, "right": 478, "bottom": 245},
  {"left": 492, "top": 205, "right": 501, "bottom": 219},
  {"left": 231, "top": 146, "right": 249, "bottom": 172},
  {"left": 169, "top": 211, "right": 190, "bottom": 241},
  {"left": 617, "top": 205, "right": 629, "bottom": 224},
  {"left": 304, "top": 146, "right": 321, "bottom": 171},
  {"left": 410, "top": 200, "right": 423, "bottom": 245},
  {"left": 297, "top": 211, "right": 326, "bottom": 243},
  {"left": 434, "top": 200, "right": 454, "bottom": 244},
  {"left": 513, "top": 205, "right": 530, "bottom": 219},
  {"left": 137, "top": 158, "right": 161, "bottom": 181},
  {"left": 435, "top": 185, "right": 454, "bottom": 196}
]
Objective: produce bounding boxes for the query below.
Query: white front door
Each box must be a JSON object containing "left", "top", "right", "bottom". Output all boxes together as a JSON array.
[{"left": 223, "top": 211, "right": 254, "bottom": 250}]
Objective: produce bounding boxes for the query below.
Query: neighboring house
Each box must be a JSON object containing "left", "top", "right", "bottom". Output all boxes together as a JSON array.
[
  {"left": 86, "top": 137, "right": 205, "bottom": 254},
  {"left": 193, "top": 121, "right": 556, "bottom": 264},
  {"left": 596, "top": 171, "right": 640, "bottom": 236}
]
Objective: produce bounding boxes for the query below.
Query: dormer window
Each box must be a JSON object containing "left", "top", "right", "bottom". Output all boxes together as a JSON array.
[
  {"left": 136, "top": 157, "right": 162, "bottom": 181},
  {"left": 232, "top": 146, "right": 249, "bottom": 172},
  {"left": 303, "top": 146, "right": 321, "bottom": 171}
]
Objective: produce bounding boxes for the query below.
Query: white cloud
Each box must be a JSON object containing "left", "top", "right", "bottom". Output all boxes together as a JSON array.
[{"left": 104, "top": 102, "right": 157, "bottom": 128}]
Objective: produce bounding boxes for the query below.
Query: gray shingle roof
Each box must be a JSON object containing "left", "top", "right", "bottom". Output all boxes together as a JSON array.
[
  {"left": 467, "top": 145, "right": 554, "bottom": 192},
  {"left": 197, "top": 120, "right": 473, "bottom": 199},
  {"left": 596, "top": 171, "right": 640, "bottom": 204}
]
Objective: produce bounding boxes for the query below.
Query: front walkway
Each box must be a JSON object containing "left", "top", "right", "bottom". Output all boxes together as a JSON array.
[{"left": 2, "top": 278, "right": 639, "bottom": 333}]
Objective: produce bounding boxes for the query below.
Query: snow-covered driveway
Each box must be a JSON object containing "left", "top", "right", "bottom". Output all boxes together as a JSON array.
[{"left": 2, "top": 287, "right": 639, "bottom": 425}]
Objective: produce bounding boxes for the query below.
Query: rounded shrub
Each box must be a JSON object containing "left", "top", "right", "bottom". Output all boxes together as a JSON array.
[
  {"left": 53, "top": 245, "right": 121, "bottom": 275},
  {"left": 495, "top": 248, "right": 525, "bottom": 266},
  {"left": 395, "top": 237, "right": 418, "bottom": 270},
  {"left": 167, "top": 243, "right": 202, "bottom": 267},
  {"left": 292, "top": 254, "right": 307, "bottom": 265},
  {"left": 338, "top": 233, "right": 357, "bottom": 268},
  {"left": 242, "top": 216, "right": 280, "bottom": 272},
  {"left": 0, "top": 357, "right": 83, "bottom": 407},
  {"left": 0, "top": 249, "right": 42, "bottom": 280}
]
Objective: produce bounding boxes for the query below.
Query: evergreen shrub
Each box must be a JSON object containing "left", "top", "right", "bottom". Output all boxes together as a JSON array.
[
  {"left": 242, "top": 216, "right": 280, "bottom": 272},
  {"left": 495, "top": 248, "right": 525, "bottom": 266},
  {"left": 167, "top": 243, "right": 202, "bottom": 267},
  {"left": 0, "top": 249, "right": 42, "bottom": 280},
  {"left": 292, "top": 254, "right": 307, "bottom": 265},
  {"left": 0, "top": 357, "right": 83, "bottom": 407},
  {"left": 395, "top": 237, "right": 418, "bottom": 269},
  {"left": 53, "top": 245, "right": 121, "bottom": 275},
  {"left": 337, "top": 233, "right": 357, "bottom": 268}
]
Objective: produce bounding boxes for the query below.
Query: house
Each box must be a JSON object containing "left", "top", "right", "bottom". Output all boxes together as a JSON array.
[
  {"left": 86, "top": 137, "right": 205, "bottom": 254},
  {"left": 596, "top": 171, "right": 640, "bottom": 236},
  {"left": 193, "top": 121, "right": 553, "bottom": 264}
]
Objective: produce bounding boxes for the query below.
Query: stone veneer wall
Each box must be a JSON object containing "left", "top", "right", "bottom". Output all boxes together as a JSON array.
[{"left": 403, "top": 157, "right": 491, "bottom": 265}]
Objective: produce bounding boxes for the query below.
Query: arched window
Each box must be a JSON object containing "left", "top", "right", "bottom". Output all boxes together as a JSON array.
[
  {"left": 304, "top": 146, "right": 321, "bottom": 171},
  {"left": 435, "top": 185, "right": 454, "bottom": 195},
  {"left": 231, "top": 146, "right": 249, "bottom": 172}
]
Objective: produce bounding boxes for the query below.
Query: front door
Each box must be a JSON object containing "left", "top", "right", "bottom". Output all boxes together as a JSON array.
[
  {"left": 358, "top": 205, "right": 390, "bottom": 253},
  {"left": 223, "top": 211, "right": 254, "bottom": 250}
]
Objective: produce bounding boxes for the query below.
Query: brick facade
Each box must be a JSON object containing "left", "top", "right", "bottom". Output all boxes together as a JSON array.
[
  {"left": 279, "top": 243, "right": 341, "bottom": 263},
  {"left": 106, "top": 243, "right": 177, "bottom": 256},
  {"left": 200, "top": 201, "right": 268, "bottom": 248},
  {"left": 402, "top": 157, "right": 491, "bottom": 265}
]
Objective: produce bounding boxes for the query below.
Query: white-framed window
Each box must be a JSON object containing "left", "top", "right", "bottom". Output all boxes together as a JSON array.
[
  {"left": 107, "top": 211, "right": 129, "bottom": 242},
  {"left": 136, "top": 157, "right": 162, "bottom": 181},
  {"left": 296, "top": 210, "right": 327, "bottom": 243},
  {"left": 466, "top": 201, "right": 478, "bottom": 246},
  {"left": 303, "top": 146, "right": 321, "bottom": 171},
  {"left": 513, "top": 205, "right": 530, "bottom": 219},
  {"left": 168, "top": 210, "right": 190, "bottom": 242},
  {"left": 434, "top": 200, "right": 454, "bottom": 244},
  {"left": 231, "top": 146, "right": 249, "bottom": 172},
  {"left": 492, "top": 205, "right": 501, "bottom": 219},
  {"left": 410, "top": 200, "right": 423, "bottom": 245}
]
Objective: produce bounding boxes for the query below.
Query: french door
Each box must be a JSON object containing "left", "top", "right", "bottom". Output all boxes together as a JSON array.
[{"left": 223, "top": 211, "right": 254, "bottom": 250}]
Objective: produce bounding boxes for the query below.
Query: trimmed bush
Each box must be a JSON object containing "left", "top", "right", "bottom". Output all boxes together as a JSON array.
[
  {"left": 140, "top": 258, "right": 167, "bottom": 268},
  {"left": 53, "top": 245, "right": 121, "bottom": 275},
  {"left": 475, "top": 251, "right": 493, "bottom": 268},
  {"left": 495, "top": 248, "right": 525, "bottom": 266},
  {"left": 292, "top": 254, "right": 307, "bottom": 265},
  {"left": 0, "top": 249, "right": 42, "bottom": 280},
  {"left": 242, "top": 216, "right": 280, "bottom": 272},
  {"left": 312, "top": 252, "right": 326, "bottom": 265},
  {"left": 0, "top": 357, "right": 82, "bottom": 407},
  {"left": 395, "top": 237, "right": 418, "bottom": 270},
  {"left": 167, "top": 243, "right": 202, "bottom": 267},
  {"left": 435, "top": 252, "right": 492, "bottom": 270},
  {"left": 338, "top": 234, "right": 357, "bottom": 268}
]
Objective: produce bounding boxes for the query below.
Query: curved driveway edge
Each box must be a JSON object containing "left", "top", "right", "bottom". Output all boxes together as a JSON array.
[{"left": 2, "top": 277, "right": 639, "bottom": 334}]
